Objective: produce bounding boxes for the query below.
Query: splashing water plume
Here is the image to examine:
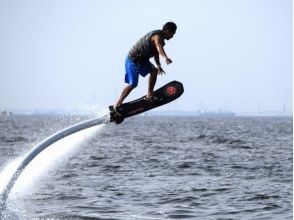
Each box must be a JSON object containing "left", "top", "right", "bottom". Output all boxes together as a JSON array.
[{"left": 0, "top": 113, "right": 109, "bottom": 217}]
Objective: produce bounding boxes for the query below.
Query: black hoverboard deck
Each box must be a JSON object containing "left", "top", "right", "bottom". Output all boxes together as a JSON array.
[{"left": 109, "top": 80, "right": 184, "bottom": 124}]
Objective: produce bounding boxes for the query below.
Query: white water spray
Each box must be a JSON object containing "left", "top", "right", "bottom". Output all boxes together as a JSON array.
[
  {"left": 0, "top": 114, "right": 109, "bottom": 215},
  {"left": 15, "top": 125, "right": 102, "bottom": 196}
]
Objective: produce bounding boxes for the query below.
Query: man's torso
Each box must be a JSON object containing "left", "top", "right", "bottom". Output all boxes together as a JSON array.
[{"left": 128, "top": 30, "right": 165, "bottom": 63}]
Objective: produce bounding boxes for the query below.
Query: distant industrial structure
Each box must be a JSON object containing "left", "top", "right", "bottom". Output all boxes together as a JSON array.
[
  {"left": 148, "top": 109, "right": 236, "bottom": 117},
  {"left": 198, "top": 110, "right": 235, "bottom": 117},
  {"left": 0, "top": 110, "right": 12, "bottom": 116}
]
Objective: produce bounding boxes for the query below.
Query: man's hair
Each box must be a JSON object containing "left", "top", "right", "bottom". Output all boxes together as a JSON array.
[{"left": 162, "top": 21, "right": 177, "bottom": 33}]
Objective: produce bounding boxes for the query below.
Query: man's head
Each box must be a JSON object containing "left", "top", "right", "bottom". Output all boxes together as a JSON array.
[{"left": 162, "top": 21, "right": 177, "bottom": 40}]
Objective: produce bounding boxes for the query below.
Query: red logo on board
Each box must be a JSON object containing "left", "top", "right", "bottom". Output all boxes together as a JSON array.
[{"left": 166, "top": 86, "right": 177, "bottom": 96}]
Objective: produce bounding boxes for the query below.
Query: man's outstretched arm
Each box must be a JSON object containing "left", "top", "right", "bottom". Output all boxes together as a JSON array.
[
  {"left": 152, "top": 35, "right": 172, "bottom": 65},
  {"left": 154, "top": 53, "right": 166, "bottom": 75}
]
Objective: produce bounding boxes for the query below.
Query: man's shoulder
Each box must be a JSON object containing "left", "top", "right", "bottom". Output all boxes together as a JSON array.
[
  {"left": 150, "top": 33, "right": 161, "bottom": 39},
  {"left": 150, "top": 32, "right": 164, "bottom": 45},
  {"left": 149, "top": 30, "right": 163, "bottom": 39},
  {"left": 147, "top": 30, "right": 162, "bottom": 37}
]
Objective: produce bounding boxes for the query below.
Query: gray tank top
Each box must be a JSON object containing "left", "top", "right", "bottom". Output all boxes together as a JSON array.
[{"left": 128, "top": 30, "right": 165, "bottom": 62}]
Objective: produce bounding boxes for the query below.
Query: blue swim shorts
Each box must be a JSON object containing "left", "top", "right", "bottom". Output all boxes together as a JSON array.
[{"left": 124, "top": 56, "right": 156, "bottom": 88}]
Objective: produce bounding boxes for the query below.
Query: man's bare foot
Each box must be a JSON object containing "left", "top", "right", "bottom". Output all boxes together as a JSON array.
[
  {"left": 144, "top": 91, "right": 154, "bottom": 100},
  {"left": 143, "top": 95, "right": 163, "bottom": 102},
  {"left": 143, "top": 95, "right": 154, "bottom": 101}
]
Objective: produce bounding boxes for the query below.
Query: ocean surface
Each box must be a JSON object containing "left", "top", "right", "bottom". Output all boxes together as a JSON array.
[{"left": 0, "top": 115, "right": 292, "bottom": 220}]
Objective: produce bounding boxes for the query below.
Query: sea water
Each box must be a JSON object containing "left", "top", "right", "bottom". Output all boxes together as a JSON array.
[{"left": 0, "top": 115, "right": 292, "bottom": 219}]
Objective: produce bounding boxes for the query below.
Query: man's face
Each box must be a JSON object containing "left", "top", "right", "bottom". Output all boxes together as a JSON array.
[{"left": 165, "top": 29, "right": 176, "bottom": 40}]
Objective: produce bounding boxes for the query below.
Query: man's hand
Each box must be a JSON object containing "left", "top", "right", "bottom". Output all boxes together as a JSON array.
[
  {"left": 157, "top": 65, "right": 166, "bottom": 75},
  {"left": 165, "top": 57, "right": 172, "bottom": 65}
]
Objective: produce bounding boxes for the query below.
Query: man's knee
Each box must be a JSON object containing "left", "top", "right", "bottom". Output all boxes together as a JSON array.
[{"left": 129, "top": 83, "right": 137, "bottom": 89}]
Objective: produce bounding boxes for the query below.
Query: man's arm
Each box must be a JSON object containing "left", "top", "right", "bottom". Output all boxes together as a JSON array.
[
  {"left": 154, "top": 52, "right": 161, "bottom": 67},
  {"left": 152, "top": 35, "right": 172, "bottom": 65},
  {"left": 154, "top": 52, "right": 165, "bottom": 74}
]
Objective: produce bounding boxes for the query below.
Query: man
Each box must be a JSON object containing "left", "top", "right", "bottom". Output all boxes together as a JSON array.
[{"left": 114, "top": 21, "right": 177, "bottom": 111}]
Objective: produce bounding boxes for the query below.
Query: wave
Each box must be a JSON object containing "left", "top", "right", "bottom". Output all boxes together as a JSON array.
[
  {"left": 0, "top": 136, "right": 28, "bottom": 143},
  {"left": 196, "top": 134, "right": 252, "bottom": 149}
]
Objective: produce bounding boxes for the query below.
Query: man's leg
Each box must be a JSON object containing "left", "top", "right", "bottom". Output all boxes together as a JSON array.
[
  {"left": 114, "top": 84, "right": 134, "bottom": 108},
  {"left": 146, "top": 68, "right": 158, "bottom": 98}
]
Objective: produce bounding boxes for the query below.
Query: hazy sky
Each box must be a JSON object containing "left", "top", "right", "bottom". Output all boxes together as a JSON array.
[{"left": 0, "top": 0, "right": 292, "bottom": 114}]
